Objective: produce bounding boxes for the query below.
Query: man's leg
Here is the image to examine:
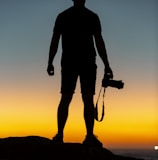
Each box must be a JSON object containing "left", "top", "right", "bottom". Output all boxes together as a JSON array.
[
  {"left": 82, "top": 94, "right": 94, "bottom": 136},
  {"left": 80, "top": 64, "right": 96, "bottom": 136},
  {"left": 52, "top": 93, "right": 73, "bottom": 143},
  {"left": 52, "top": 66, "right": 77, "bottom": 143},
  {"left": 82, "top": 94, "right": 102, "bottom": 147},
  {"left": 57, "top": 93, "right": 73, "bottom": 135}
]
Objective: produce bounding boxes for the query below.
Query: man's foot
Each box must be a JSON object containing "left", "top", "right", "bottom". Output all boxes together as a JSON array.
[
  {"left": 82, "top": 135, "right": 103, "bottom": 148},
  {"left": 52, "top": 134, "right": 63, "bottom": 144}
]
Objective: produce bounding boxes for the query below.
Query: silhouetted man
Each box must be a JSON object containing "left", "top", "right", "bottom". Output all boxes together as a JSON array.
[{"left": 47, "top": 0, "right": 113, "bottom": 147}]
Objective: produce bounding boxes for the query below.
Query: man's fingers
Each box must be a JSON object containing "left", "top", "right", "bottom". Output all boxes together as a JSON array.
[{"left": 47, "top": 65, "right": 54, "bottom": 76}]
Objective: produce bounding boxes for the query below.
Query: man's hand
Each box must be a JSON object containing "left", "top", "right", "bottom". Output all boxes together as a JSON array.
[
  {"left": 105, "top": 67, "right": 113, "bottom": 79},
  {"left": 47, "top": 64, "right": 54, "bottom": 76}
]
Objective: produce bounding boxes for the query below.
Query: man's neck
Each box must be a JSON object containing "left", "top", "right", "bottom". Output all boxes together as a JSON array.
[{"left": 73, "top": 5, "right": 85, "bottom": 10}]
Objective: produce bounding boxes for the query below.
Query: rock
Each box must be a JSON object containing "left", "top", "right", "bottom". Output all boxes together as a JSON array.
[{"left": 0, "top": 136, "right": 144, "bottom": 160}]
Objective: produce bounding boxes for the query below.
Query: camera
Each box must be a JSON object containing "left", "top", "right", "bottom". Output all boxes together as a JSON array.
[{"left": 102, "top": 76, "right": 124, "bottom": 89}]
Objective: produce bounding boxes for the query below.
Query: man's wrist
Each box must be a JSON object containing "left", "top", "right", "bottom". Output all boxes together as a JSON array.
[
  {"left": 48, "top": 62, "right": 53, "bottom": 66},
  {"left": 104, "top": 64, "right": 110, "bottom": 70}
]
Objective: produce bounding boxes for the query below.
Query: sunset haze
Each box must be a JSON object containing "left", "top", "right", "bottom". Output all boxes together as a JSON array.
[{"left": 0, "top": 0, "right": 157, "bottom": 149}]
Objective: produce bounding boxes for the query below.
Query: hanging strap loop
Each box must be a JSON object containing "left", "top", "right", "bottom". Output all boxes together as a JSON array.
[{"left": 94, "top": 87, "right": 106, "bottom": 122}]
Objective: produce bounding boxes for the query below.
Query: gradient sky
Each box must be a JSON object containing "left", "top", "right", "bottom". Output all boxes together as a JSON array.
[{"left": 0, "top": 0, "right": 157, "bottom": 149}]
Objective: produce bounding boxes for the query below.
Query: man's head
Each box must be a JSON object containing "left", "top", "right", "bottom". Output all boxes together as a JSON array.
[{"left": 72, "top": 0, "right": 86, "bottom": 7}]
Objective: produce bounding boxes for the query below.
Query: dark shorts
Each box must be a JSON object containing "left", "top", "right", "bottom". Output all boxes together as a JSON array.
[{"left": 61, "top": 64, "right": 97, "bottom": 95}]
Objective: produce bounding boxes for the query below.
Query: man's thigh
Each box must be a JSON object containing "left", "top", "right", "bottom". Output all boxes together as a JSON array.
[
  {"left": 61, "top": 67, "right": 78, "bottom": 94},
  {"left": 80, "top": 64, "right": 97, "bottom": 95}
]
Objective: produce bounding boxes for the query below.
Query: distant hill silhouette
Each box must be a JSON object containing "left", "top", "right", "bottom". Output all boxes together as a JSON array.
[{"left": 0, "top": 136, "right": 144, "bottom": 160}]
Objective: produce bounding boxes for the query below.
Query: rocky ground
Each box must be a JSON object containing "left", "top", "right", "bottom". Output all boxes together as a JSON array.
[{"left": 0, "top": 136, "right": 145, "bottom": 160}]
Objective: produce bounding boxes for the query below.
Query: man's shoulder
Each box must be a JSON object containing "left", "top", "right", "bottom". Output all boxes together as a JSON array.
[
  {"left": 58, "top": 7, "right": 98, "bottom": 17},
  {"left": 82, "top": 7, "right": 98, "bottom": 19},
  {"left": 84, "top": 7, "right": 97, "bottom": 15},
  {"left": 58, "top": 7, "right": 74, "bottom": 17}
]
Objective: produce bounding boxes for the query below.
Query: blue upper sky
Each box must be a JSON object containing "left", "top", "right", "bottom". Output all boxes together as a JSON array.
[{"left": 0, "top": 0, "right": 157, "bottom": 97}]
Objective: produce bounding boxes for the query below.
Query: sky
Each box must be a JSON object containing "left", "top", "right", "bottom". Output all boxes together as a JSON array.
[{"left": 0, "top": 0, "right": 157, "bottom": 149}]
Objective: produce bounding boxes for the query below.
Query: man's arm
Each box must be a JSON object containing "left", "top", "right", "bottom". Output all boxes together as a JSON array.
[
  {"left": 94, "top": 32, "right": 113, "bottom": 78},
  {"left": 47, "top": 32, "right": 60, "bottom": 76}
]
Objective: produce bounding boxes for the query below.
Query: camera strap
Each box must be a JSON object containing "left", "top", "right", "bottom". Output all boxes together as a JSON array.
[{"left": 94, "top": 87, "right": 106, "bottom": 122}]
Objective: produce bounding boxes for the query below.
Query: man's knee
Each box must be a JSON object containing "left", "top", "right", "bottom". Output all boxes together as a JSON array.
[
  {"left": 60, "top": 93, "right": 73, "bottom": 104},
  {"left": 82, "top": 94, "right": 94, "bottom": 105}
]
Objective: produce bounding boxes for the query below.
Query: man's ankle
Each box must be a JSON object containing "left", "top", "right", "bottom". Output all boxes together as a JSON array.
[
  {"left": 86, "top": 133, "right": 94, "bottom": 137},
  {"left": 57, "top": 132, "right": 63, "bottom": 137}
]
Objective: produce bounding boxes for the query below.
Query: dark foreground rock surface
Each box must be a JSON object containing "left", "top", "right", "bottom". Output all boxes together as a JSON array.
[{"left": 0, "top": 136, "right": 144, "bottom": 160}]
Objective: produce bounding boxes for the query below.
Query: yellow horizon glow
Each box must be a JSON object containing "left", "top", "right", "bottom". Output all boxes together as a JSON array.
[{"left": 1, "top": 85, "right": 157, "bottom": 149}]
